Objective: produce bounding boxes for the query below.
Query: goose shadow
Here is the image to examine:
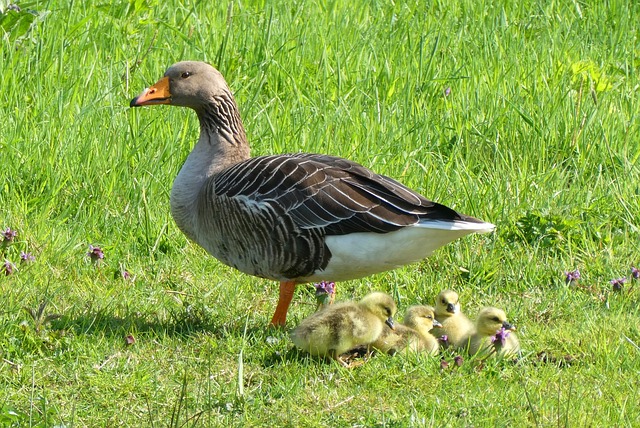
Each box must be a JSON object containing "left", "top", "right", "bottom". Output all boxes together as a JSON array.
[{"left": 52, "top": 303, "right": 277, "bottom": 341}]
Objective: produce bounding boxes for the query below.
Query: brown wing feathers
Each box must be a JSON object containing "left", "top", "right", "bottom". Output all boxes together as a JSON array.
[{"left": 213, "top": 154, "right": 464, "bottom": 236}]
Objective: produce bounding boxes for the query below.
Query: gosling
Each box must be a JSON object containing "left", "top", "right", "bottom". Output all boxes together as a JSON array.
[
  {"left": 431, "top": 290, "right": 474, "bottom": 349},
  {"left": 290, "top": 292, "right": 396, "bottom": 365},
  {"left": 373, "top": 305, "right": 441, "bottom": 355},
  {"left": 467, "top": 307, "right": 520, "bottom": 357}
]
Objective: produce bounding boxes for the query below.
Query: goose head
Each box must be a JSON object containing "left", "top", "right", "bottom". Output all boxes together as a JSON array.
[
  {"left": 435, "top": 290, "right": 461, "bottom": 318},
  {"left": 404, "top": 305, "right": 442, "bottom": 330},
  {"left": 130, "top": 61, "right": 232, "bottom": 110},
  {"left": 359, "top": 292, "right": 397, "bottom": 330},
  {"left": 476, "top": 307, "right": 515, "bottom": 336}
]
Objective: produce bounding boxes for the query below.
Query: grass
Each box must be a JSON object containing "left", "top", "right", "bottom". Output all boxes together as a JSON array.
[{"left": 1, "top": 0, "right": 639, "bottom": 426}]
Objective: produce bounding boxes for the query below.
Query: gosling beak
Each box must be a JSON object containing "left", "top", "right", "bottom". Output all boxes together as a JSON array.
[
  {"left": 385, "top": 317, "right": 395, "bottom": 330},
  {"left": 446, "top": 303, "right": 457, "bottom": 314},
  {"left": 502, "top": 321, "right": 516, "bottom": 331},
  {"left": 432, "top": 319, "right": 442, "bottom": 328},
  {"left": 130, "top": 76, "right": 171, "bottom": 107}
]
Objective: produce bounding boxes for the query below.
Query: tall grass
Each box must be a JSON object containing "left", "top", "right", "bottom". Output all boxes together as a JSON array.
[{"left": 1, "top": 0, "right": 639, "bottom": 426}]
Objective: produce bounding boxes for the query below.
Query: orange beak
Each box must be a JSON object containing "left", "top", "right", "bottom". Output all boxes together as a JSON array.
[{"left": 130, "top": 76, "right": 171, "bottom": 107}]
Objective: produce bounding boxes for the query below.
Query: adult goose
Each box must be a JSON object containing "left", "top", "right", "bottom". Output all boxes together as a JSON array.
[{"left": 129, "top": 61, "right": 495, "bottom": 327}]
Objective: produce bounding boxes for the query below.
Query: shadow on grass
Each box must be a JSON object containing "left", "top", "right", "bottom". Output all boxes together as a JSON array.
[
  {"left": 53, "top": 304, "right": 272, "bottom": 340},
  {"left": 259, "top": 345, "right": 375, "bottom": 368},
  {"left": 260, "top": 346, "right": 310, "bottom": 367}
]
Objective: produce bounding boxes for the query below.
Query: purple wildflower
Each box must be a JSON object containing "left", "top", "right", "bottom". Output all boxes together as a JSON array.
[
  {"left": 20, "top": 251, "right": 35, "bottom": 263},
  {"left": 490, "top": 327, "right": 511, "bottom": 348},
  {"left": 610, "top": 277, "right": 626, "bottom": 292},
  {"left": 439, "top": 335, "right": 449, "bottom": 347},
  {"left": 440, "top": 358, "right": 449, "bottom": 370},
  {"left": 454, "top": 355, "right": 464, "bottom": 367},
  {"left": 125, "top": 334, "right": 136, "bottom": 345},
  {"left": 314, "top": 281, "right": 335, "bottom": 296},
  {"left": 2, "top": 227, "right": 17, "bottom": 243},
  {"left": 564, "top": 269, "right": 580, "bottom": 284},
  {"left": 444, "top": 87, "right": 451, "bottom": 97},
  {"left": 121, "top": 270, "right": 131, "bottom": 280},
  {"left": 87, "top": 245, "right": 104, "bottom": 263},
  {"left": 631, "top": 267, "right": 639, "bottom": 280},
  {"left": 3, "top": 260, "right": 14, "bottom": 276},
  {"left": 314, "top": 281, "right": 335, "bottom": 308}
]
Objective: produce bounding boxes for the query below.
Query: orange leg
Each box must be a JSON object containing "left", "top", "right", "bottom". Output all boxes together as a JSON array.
[{"left": 269, "top": 281, "right": 296, "bottom": 327}]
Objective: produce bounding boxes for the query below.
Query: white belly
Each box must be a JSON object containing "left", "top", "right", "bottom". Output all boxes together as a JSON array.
[{"left": 303, "top": 220, "right": 494, "bottom": 282}]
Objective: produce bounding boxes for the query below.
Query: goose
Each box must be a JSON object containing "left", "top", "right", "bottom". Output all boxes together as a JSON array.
[
  {"left": 290, "top": 292, "right": 396, "bottom": 364},
  {"left": 373, "top": 305, "right": 441, "bottom": 355},
  {"left": 431, "top": 290, "right": 475, "bottom": 349},
  {"left": 403, "top": 305, "right": 441, "bottom": 355},
  {"left": 467, "top": 307, "right": 520, "bottom": 357},
  {"left": 129, "top": 61, "right": 495, "bottom": 327}
]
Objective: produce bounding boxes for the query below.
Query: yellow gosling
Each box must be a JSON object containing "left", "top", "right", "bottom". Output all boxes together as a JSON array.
[
  {"left": 290, "top": 292, "right": 396, "bottom": 365},
  {"left": 431, "top": 290, "right": 474, "bottom": 349}
]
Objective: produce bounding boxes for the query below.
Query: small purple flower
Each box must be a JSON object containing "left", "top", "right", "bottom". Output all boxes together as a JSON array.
[
  {"left": 121, "top": 270, "right": 131, "bottom": 280},
  {"left": 564, "top": 269, "right": 580, "bottom": 284},
  {"left": 439, "top": 335, "right": 449, "bottom": 347},
  {"left": 2, "top": 227, "right": 17, "bottom": 243},
  {"left": 631, "top": 267, "right": 639, "bottom": 280},
  {"left": 20, "top": 251, "right": 35, "bottom": 263},
  {"left": 314, "top": 281, "right": 335, "bottom": 296},
  {"left": 490, "top": 327, "right": 511, "bottom": 348},
  {"left": 87, "top": 245, "right": 104, "bottom": 263},
  {"left": 444, "top": 87, "right": 451, "bottom": 97},
  {"left": 610, "top": 277, "right": 626, "bottom": 292},
  {"left": 314, "top": 281, "right": 335, "bottom": 307},
  {"left": 440, "top": 358, "right": 449, "bottom": 370},
  {"left": 3, "top": 260, "right": 14, "bottom": 276},
  {"left": 454, "top": 355, "right": 464, "bottom": 367}
]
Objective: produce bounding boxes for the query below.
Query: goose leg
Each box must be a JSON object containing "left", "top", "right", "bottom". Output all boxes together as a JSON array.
[{"left": 269, "top": 280, "right": 296, "bottom": 327}]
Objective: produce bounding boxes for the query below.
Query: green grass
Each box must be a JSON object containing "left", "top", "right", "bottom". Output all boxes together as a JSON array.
[{"left": 1, "top": 0, "right": 639, "bottom": 426}]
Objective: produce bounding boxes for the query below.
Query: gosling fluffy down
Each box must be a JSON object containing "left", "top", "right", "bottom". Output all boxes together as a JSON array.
[
  {"left": 373, "top": 305, "right": 441, "bottom": 355},
  {"left": 290, "top": 292, "right": 396, "bottom": 360},
  {"left": 430, "top": 290, "right": 474, "bottom": 349},
  {"left": 467, "top": 307, "right": 520, "bottom": 357}
]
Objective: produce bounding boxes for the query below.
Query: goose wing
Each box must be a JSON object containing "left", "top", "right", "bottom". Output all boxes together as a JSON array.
[{"left": 213, "top": 153, "right": 468, "bottom": 236}]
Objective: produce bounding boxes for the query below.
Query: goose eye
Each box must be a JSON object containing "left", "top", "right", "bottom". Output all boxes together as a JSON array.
[
  {"left": 441, "top": 299, "right": 446, "bottom": 304},
  {"left": 426, "top": 315, "right": 433, "bottom": 320},
  {"left": 181, "top": 71, "right": 192, "bottom": 78},
  {"left": 492, "top": 317, "right": 501, "bottom": 322}
]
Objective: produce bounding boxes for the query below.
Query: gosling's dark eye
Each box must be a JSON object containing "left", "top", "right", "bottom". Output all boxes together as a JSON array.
[
  {"left": 492, "top": 317, "right": 501, "bottom": 322},
  {"left": 441, "top": 299, "right": 446, "bottom": 304},
  {"left": 181, "top": 71, "right": 192, "bottom": 78},
  {"left": 426, "top": 316, "right": 433, "bottom": 320}
]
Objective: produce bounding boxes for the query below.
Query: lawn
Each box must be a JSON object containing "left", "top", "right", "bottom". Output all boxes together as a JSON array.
[{"left": 1, "top": 0, "right": 639, "bottom": 426}]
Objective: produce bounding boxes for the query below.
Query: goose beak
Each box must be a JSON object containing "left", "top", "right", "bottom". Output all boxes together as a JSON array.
[
  {"left": 446, "top": 303, "right": 457, "bottom": 314},
  {"left": 432, "top": 319, "right": 442, "bottom": 328},
  {"left": 503, "top": 321, "right": 516, "bottom": 331},
  {"left": 130, "top": 76, "right": 171, "bottom": 107},
  {"left": 385, "top": 317, "right": 395, "bottom": 330}
]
